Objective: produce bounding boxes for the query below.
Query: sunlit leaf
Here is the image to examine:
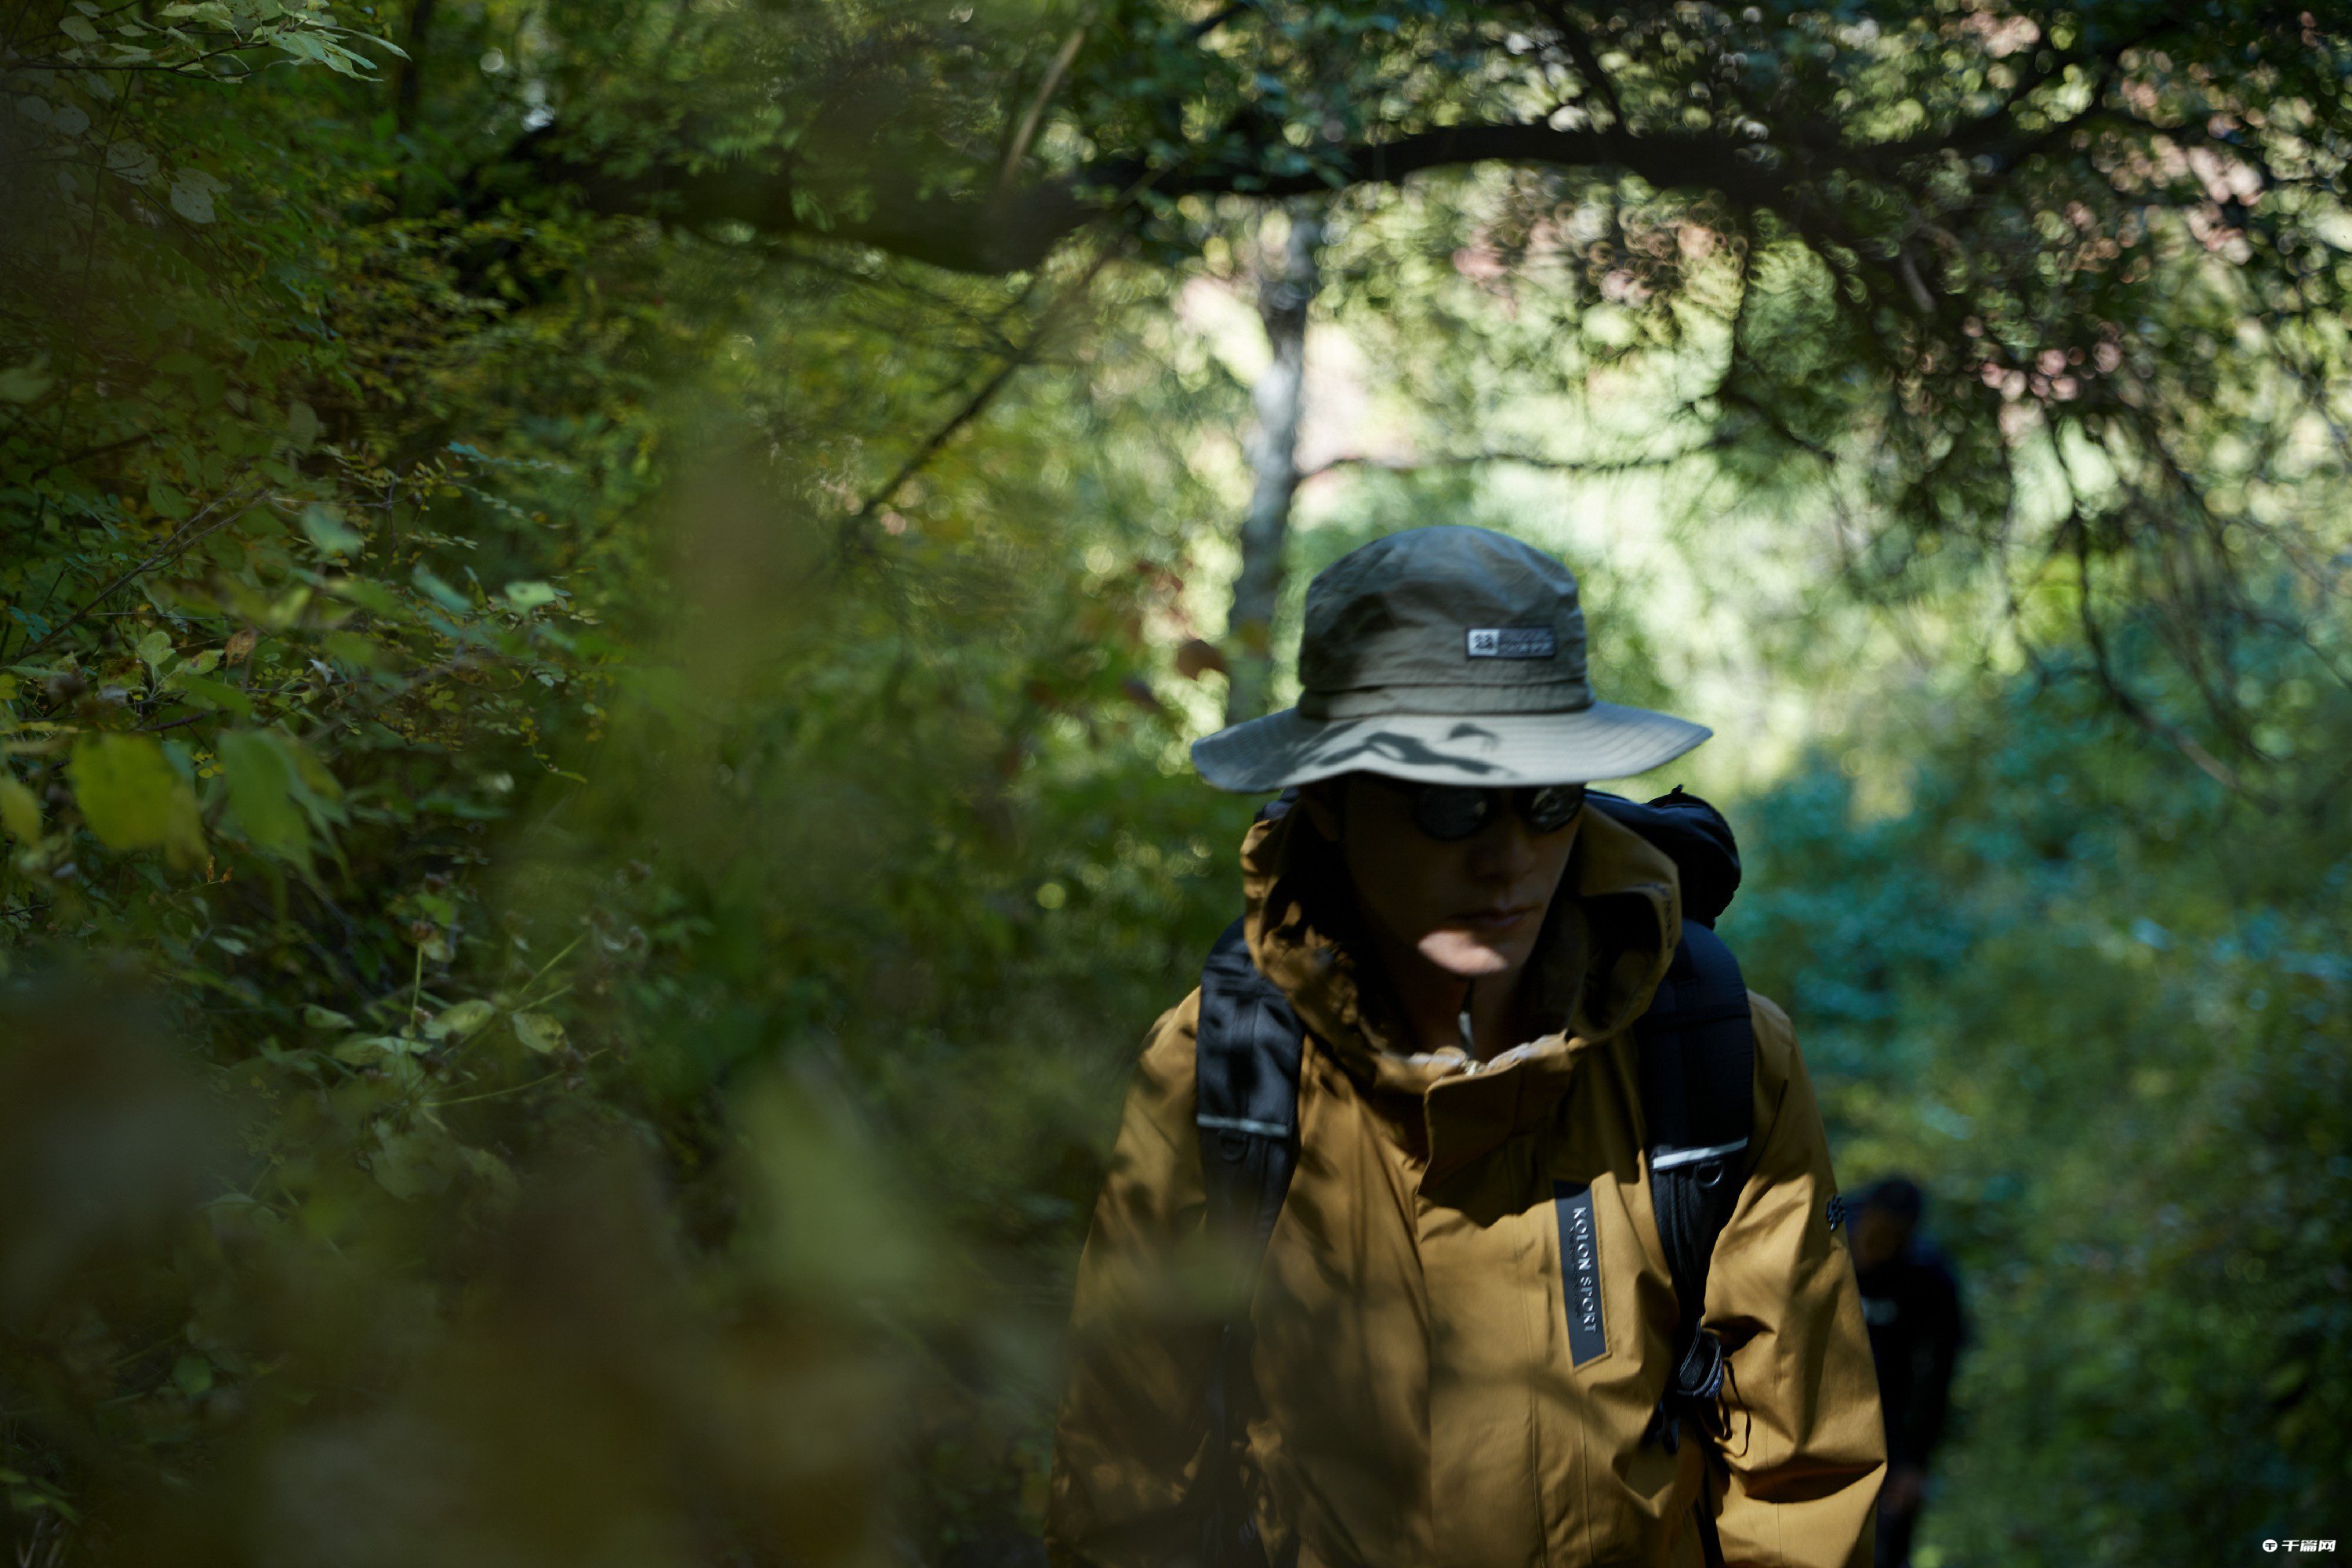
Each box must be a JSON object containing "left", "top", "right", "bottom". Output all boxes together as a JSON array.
[
  {"left": 169, "top": 1356, "right": 212, "bottom": 1398},
  {"left": 69, "top": 733, "right": 201, "bottom": 862},
  {"left": 0, "top": 777, "right": 41, "bottom": 845}
]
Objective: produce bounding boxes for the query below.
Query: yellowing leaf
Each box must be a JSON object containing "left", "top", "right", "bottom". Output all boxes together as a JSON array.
[
  {"left": 429, "top": 998, "right": 495, "bottom": 1040},
  {"left": 70, "top": 733, "right": 196, "bottom": 857},
  {"left": 512, "top": 1011, "right": 565, "bottom": 1054},
  {"left": 332, "top": 1035, "right": 411, "bottom": 1065}
]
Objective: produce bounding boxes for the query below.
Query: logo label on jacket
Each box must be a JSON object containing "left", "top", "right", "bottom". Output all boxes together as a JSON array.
[{"left": 1554, "top": 1181, "right": 1608, "bottom": 1365}]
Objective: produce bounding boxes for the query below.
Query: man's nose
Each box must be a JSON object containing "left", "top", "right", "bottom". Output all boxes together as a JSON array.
[{"left": 1465, "top": 814, "right": 1540, "bottom": 879}]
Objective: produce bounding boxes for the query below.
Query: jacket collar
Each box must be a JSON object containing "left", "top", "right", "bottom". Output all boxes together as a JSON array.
[{"left": 1239, "top": 797, "right": 1685, "bottom": 1178}]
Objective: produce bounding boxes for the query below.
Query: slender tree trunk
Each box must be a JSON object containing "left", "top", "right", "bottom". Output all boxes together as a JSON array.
[
  {"left": 394, "top": 0, "right": 437, "bottom": 137},
  {"left": 1224, "top": 201, "right": 1321, "bottom": 725}
]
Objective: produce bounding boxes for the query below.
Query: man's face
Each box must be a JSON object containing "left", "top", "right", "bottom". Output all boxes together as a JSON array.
[{"left": 1309, "top": 775, "right": 1582, "bottom": 984}]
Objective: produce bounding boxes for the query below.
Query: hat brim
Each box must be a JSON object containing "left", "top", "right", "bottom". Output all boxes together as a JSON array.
[{"left": 1190, "top": 702, "right": 1711, "bottom": 793}]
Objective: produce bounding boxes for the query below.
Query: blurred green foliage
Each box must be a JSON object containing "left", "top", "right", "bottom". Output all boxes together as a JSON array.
[
  {"left": 1731, "top": 662, "right": 2352, "bottom": 1563},
  {"left": 4, "top": 0, "right": 2349, "bottom": 1563}
]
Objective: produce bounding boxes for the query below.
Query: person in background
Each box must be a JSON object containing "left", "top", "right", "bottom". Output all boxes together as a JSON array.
[{"left": 1851, "top": 1175, "right": 1966, "bottom": 1568}]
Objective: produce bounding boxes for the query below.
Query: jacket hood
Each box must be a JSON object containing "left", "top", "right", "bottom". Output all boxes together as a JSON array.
[{"left": 1238, "top": 796, "right": 1686, "bottom": 1110}]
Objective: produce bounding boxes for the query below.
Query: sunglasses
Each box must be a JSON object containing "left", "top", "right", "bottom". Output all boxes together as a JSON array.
[{"left": 1368, "top": 779, "right": 1588, "bottom": 842}]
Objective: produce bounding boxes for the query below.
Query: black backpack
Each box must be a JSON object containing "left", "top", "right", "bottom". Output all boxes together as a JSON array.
[{"left": 1190, "top": 789, "right": 1755, "bottom": 1566}]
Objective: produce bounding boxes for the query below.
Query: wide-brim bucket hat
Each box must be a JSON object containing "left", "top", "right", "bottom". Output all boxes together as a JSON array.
[{"left": 1192, "top": 525, "right": 1709, "bottom": 793}]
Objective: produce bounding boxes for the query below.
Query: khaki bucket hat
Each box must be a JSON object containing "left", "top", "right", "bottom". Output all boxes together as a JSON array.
[{"left": 1192, "top": 525, "right": 1709, "bottom": 792}]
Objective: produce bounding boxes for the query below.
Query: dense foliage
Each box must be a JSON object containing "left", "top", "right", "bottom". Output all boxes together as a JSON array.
[{"left": 3, "top": 0, "right": 2347, "bottom": 1563}]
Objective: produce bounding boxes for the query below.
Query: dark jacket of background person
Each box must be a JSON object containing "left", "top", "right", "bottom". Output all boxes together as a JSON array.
[
  {"left": 1857, "top": 1236, "right": 1964, "bottom": 1477},
  {"left": 1046, "top": 802, "right": 1884, "bottom": 1567}
]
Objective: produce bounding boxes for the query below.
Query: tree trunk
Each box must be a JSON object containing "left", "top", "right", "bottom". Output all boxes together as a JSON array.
[
  {"left": 1224, "top": 202, "right": 1321, "bottom": 726},
  {"left": 394, "top": 0, "right": 437, "bottom": 136}
]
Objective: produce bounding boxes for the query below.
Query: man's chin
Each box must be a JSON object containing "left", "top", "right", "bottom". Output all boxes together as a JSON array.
[{"left": 1415, "top": 935, "right": 1521, "bottom": 978}]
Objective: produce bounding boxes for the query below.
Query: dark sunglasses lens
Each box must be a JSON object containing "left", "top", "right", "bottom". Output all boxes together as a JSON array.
[
  {"left": 1410, "top": 786, "right": 1491, "bottom": 840},
  {"left": 1523, "top": 785, "right": 1585, "bottom": 833}
]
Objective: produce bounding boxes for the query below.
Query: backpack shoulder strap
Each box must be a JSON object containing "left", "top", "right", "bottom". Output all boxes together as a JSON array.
[
  {"left": 1636, "top": 917, "right": 1757, "bottom": 1457},
  {"left": 1191, "top": 916, "right": 1305, "bottom": 1567},
  {"left": 1195, "top": 916, "right": 1305, "bottom": 1248}
]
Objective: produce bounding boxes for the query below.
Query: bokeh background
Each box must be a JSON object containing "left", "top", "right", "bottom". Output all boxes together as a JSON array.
[{"left": 3, "top": 0, "right": 2348, "bottom": 1563}]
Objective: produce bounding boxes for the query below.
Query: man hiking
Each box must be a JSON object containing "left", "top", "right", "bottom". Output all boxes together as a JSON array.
[
  {"left": 1850, "top": 1178, "right": 1965, "bottom": 1568},
  {"left": 1047, "top": 526, "right": 1884, "bottom": 1567}
]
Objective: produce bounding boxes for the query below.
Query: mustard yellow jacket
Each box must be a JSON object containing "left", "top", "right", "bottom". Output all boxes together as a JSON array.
[{"left": 1048, "top": 804, "right": 1883, "bottom": 1567}]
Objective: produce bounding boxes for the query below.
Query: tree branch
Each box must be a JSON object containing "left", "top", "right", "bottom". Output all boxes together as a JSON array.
[
  {"left": 1300, "top": 445, "right": 1712, "bottom": 481},
  {"left": 542, "top": 121, "right": 1793, "bottom": 275}
]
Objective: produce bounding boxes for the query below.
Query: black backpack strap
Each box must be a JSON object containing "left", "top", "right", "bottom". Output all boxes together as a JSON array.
[
  {"left": 1637, "top": 918, "right": 1757, "bottom": 1461},
  {"left": 1191, "top": 916, "right": 1304, "bottom": 1568},
  {"left": 1196, "top": 916, "right": 1305, "bottom": 1241}
]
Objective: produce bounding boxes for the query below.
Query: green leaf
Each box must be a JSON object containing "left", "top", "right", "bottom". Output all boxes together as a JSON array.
[
  {"left": 302, "top": 1004, "right": 353, "bottom": 1030},
  {"left": 285, "top": 400, "right": 319, "bottom": 451},
  {"left": 512, "top": 1011, "right": 565, "bottom": 1054},
  {"left": 216, "top": 728, "right": 309, "bottom": 868},
  {"left": 168, "top": 672, "right": 255, "bottom": 717},
  {"left": 0, "top": 363, "right": 52, "bottom": 402},
  {"left": 332, "top": 1034, "right": 412, "bottom": 1065},
  {"left": 321, "top": 630, "right": 388, "bottom": 671},
  {"left": 298, "top": 503, "right": 363, "bottom": 555},
  {"left": 412, "top": 565, "right": 469, "bottom": 613},
  {"left": 70, "top": 733, "right": 202, "bottom": 862},
  {"left": 370, "top": 1127, "right": 438, "bottom": 1200},
  {"left": 0, "top": 776, "right": 40, "bottom": 845},
  {"left": 136, "top": 628, "right": 174, "bottom": 676},
  {"left": 147, "top": 477, "right": 192, "bottom": 520},
  {"left": 169, "top": 1355, "right": 212, "bottom": 1398},
  {"left": 503, "top": 579, "right": 559, "bottom": 610},
  {"left": 59, "top": 13, "right": 100, "bottom": 42},
  {"left": 327, "top": 577, "right": 401, "bottom": 615}
]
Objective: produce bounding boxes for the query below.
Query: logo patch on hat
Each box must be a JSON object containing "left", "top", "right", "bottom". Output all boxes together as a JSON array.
[{"left": 1465, "top": 626, "right": 1557, "bottom": 659}]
